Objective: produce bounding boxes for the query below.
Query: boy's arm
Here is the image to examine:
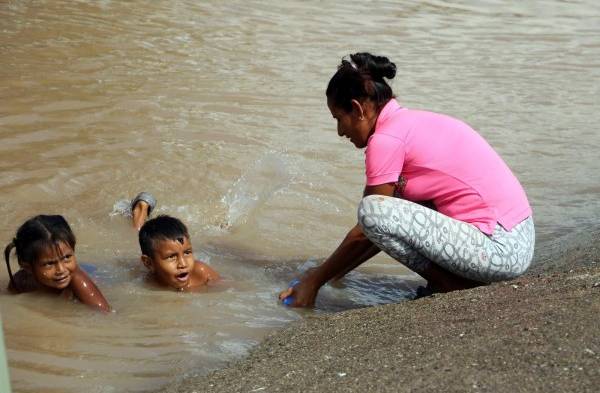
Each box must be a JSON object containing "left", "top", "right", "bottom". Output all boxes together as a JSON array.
[{"left": 69, "top": 268, "right": 111, "bottom": 312}]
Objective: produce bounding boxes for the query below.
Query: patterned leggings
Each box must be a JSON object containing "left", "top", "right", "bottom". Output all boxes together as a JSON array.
[{"left": 358, "top": 195, "right": 535, "bottom": 283}]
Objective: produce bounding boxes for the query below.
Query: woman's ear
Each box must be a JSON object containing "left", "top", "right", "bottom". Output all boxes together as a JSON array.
[
  {"left": 351, "top": 99, "right": 365, "bottom": 120},
  {"left": 141, "top": 255, "right": 154, "bottom": 272}
]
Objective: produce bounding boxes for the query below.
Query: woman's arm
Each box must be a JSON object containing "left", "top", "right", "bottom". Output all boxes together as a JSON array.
[
  {"left": 69, "top": 268, "right": 111, "bottom": 312},
  {"left": 279, "top": 183, "right": 396, "bottom": 307},
  {"left": 278, "top": 224, "right": 376, "bottom": 307},
  {"left": 331, "top": 241, "right": 381, "bottom": 281}
]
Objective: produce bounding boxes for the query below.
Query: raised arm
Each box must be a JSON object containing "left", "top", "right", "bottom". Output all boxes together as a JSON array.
[
  {"left": 69, "top": 267, "right": 111, "bottom": 312},
  {"left": 279, "top": 183, "right": 395, "bottom": 307}
]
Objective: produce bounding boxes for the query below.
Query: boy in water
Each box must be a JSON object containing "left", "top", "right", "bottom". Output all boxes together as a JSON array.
[
  {"left": 125, "top": 192, "right": 219, "bottom": 290},
  {"left": 134, "top": 208, "right": 219, "bottom": 290}
]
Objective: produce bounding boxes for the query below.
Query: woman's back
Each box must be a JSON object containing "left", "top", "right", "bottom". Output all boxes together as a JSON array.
[{"left": 366, "top": 99, "right": 531, "bottom": 234}]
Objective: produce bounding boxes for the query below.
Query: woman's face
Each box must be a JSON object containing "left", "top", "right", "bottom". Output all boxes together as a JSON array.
[{"left": 327, "top": 98, "right": 375, "bottom": 149}]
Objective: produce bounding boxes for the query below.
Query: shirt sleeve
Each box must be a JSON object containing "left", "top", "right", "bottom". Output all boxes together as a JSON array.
[{"left": 365, "top": 133, "right": 406, "bottom": 186}]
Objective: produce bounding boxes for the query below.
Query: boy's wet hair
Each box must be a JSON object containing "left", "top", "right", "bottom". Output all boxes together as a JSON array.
[
  {"left": 4, "top": 215, "right": 76, "bottom": 291},
  {"left": 138, "top": 215, "right": 190, "bottom": 258}
]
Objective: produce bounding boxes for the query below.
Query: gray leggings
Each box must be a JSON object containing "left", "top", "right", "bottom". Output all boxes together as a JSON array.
[{"left": 358, "top": 195, "right": 535, "bottom": 283}]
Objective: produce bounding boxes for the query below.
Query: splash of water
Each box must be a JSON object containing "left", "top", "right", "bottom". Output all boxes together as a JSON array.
[
  {"left": 110, "top": 199, "right": 133, "bottom": 217},
  {"left": 221, "top": 152, "right": 289, "bottom": 229}
]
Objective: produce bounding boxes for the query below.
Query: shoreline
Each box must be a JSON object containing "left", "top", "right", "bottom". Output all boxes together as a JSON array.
[{"left": 167, "top": 229, "right": 600, "bottom": 393}]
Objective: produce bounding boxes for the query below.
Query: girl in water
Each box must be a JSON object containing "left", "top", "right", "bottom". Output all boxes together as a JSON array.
[{"left": 4, "top": 215, "right": 111, "bottom": 312}]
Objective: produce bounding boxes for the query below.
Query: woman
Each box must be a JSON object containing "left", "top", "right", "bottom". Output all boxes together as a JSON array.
[{"left": 279, "top": 52, "right": 534, "bottom": 307}]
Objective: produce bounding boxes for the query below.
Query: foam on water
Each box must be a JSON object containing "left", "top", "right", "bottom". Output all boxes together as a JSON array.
[{"left": 110, "top": 199, "right": 134, "bottom": 218}]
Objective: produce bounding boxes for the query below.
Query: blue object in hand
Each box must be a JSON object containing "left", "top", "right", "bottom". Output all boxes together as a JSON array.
[{"left": 282, "top": 278, "right": 301, "bottom": 306}]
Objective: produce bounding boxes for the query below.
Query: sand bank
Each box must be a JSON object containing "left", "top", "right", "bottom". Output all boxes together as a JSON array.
[{"left": 167, "top": 229, "right": 600, "bottom": 393}]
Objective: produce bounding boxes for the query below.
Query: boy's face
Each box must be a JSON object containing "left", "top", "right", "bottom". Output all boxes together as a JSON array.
[{"left": 142, "top": 236, "right": 195, "bottom": 290}]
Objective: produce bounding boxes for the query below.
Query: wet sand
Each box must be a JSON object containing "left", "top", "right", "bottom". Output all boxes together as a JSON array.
[{"left": 167, "top": 229, "right": 600, "bottom": 393}]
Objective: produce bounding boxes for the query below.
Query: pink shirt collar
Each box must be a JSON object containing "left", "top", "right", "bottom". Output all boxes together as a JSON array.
[{"left": 375, "top": 99, "right": 403, "bottom": 133}]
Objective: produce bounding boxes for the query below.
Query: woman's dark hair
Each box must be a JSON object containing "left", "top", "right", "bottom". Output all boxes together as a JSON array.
[
  {"left": 139, "top": 215, "right": 190, "bottom": 258},
  {"left": 4, "top": 215, "right": 76, "bottom": 291},
  {"left": 326, "top": 52, "right": 397, "bottom": 113}
]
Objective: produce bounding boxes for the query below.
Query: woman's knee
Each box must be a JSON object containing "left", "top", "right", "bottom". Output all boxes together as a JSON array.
[
  {"left": 358, "top": 194, "right": 378, "bottom": 220},
  {"left": 357, "top": 195, "right": 391, "bottom": 237}
]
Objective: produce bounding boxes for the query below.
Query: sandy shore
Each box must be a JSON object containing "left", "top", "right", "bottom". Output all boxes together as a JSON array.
[{"left": 167, "top": 229, "right": 600, "bottom": 393}]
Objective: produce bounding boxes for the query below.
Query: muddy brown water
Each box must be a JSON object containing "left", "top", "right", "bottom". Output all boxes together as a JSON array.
[{"left": 1, "top": 1, "right": 599, "bottom": 392}]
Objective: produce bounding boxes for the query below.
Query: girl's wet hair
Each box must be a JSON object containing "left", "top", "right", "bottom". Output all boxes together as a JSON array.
[
  {"left": 139, "top": 215, "right": 190, "bottom": 258},
  {"left": 4, "top": 215, "right": 76, "bottom": 291},
  {"left": 326, "top": 52, "right": 397, "bottom": 112}
]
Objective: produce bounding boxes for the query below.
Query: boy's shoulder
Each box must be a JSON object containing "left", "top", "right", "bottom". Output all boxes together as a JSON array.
[{"left": 192, "top": 260, "right": 220, "bottom": 284}]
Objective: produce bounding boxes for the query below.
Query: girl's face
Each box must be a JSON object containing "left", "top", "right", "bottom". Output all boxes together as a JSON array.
[{"left": 29, "top": 241, "right": 77, "bottom": 290}]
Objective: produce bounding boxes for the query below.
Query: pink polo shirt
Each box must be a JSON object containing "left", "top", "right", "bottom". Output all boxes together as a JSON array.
[{"left": 365, "top": 99, "right": 532, "bottom": 234}]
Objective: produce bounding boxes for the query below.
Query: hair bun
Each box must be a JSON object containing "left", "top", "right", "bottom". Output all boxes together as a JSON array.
[{"left": 351, "top": 52, "right": 396, "bottom": 81}]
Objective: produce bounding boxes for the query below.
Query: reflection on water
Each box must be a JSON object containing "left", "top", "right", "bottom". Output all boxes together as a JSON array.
[{"left": 1, "top": 0, "right": 600, "bottom": 391}]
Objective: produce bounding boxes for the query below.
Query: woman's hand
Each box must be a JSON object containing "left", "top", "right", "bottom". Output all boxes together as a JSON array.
[
  {"left": 279, "top": 271, "right": 322, "bottom": 308},
  {"left": 278, "top": 223, "right": 380, "bottom": 308}
]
